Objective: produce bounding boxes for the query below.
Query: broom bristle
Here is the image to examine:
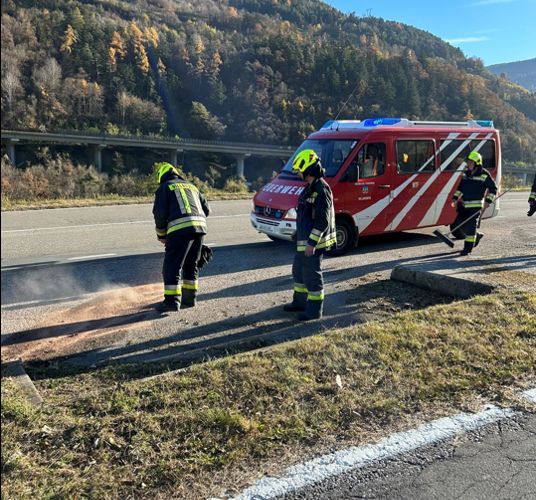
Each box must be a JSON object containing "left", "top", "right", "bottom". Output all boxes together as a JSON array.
[{"left": 433, "top": 229, "right": 455, "bottom": 248}]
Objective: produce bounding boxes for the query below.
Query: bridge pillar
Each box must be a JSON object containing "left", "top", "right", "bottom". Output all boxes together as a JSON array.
[
  {"left": 5, "top": 139, "right": 18, "bottom": 165},
  {"left": 168, "top": 149, "right": 183, "bottom": 167},
  {"left": 234, "top": 154, "right": 250, "bottom": 179},
  {"left": 92, "top": 144, "right": 105, "bottom": 172}
]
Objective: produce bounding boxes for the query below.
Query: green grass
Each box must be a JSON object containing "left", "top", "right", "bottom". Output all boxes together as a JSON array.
[{"left": 2, "top": 292, "right": 535, "bottom": 499}]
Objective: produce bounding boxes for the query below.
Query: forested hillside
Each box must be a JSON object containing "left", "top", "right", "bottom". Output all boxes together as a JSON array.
[{"left": 2, "top": 0, "right": 536, "bottom": 167}]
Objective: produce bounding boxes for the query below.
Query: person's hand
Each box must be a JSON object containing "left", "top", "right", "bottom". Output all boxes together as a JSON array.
[
  {"left": 304, "top": 244, "right": 315, "bottom": 257},
  {"left": 484, "top": 202, "right": 490, "bottom": 209},
  {"left": 158, "top": 237, "right": 166, "bottom": 245},
  {"left": 451, "top": 201, "right": 457, "bottom": 208}
]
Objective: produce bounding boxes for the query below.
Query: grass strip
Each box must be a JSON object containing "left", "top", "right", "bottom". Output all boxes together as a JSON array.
[{"left": 2, "top": 291, "right": 535, "bottom": 499}]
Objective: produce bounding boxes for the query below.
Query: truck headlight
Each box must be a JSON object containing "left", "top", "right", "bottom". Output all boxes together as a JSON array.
[{"left": 284, "top": 208, "right": 297, "bottom": 219}]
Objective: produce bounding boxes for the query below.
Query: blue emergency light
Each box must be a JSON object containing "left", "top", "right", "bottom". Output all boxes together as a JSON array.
[
  {"left": 362, "top": 117, "right": 401, "bottom": 127},
  {"left": 475, "top": 120, "right": 494, "bottom": 127}
]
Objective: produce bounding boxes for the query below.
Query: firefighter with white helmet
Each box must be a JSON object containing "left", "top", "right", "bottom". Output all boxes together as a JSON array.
[
  {"left": 152, "top": 162, "right": 210, "bottom": 312},
  {"left": 283, "top": 149, "right": 336, "bottom": 320},
  {"left": 451, "top": 150, "right": 497, "bottom": 256}
]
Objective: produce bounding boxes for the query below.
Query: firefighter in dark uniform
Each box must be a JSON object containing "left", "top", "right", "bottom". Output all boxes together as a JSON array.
[
  {"left": 527, "top": 173, "right": 536, "bottom": 216},
  {"left": 451, "top": 151, "right": 497, "bottom": 256},
  {"left": 283, "top": 149, "right": 336, "bottom": 321},
  {"left": 153, "top": 163, "right": 210, "bottom": 312}
]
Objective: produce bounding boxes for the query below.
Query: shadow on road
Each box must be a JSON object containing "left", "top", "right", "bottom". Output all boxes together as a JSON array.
[{"left": 1, "top": 231, "right": 441, "bottom": 307}]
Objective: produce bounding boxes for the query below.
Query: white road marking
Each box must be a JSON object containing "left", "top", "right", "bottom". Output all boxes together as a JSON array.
[
  {"left": 0, "top": 214, "right": 248, "bottom": 234},
  {"left": 67, "top": 254, "right": 117, "bottom": 261},
  {"left": 232, "top": 388, "right": 535, "bottom": 500}
]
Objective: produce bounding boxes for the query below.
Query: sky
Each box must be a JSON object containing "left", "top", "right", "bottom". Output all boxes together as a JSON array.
[{"left": 324, "top": 0, "right": 536, "bottom": 66}]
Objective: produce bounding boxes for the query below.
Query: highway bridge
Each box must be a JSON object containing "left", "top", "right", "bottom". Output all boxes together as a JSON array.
[
  {"left": 1, "top": 129, "right": 296, "bottom": 179},
  {"left": 1, "top": 129, "right": 534, "bottom": 182}
]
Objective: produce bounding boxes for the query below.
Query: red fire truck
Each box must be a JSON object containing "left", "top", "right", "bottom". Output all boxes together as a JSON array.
[{"left": 251, "top": 117, "right": 501, "bottom": 254}]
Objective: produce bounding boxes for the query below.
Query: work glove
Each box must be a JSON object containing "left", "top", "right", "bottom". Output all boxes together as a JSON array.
[{"left": 197, "top": 244, "right": 214, "bottom": 269}]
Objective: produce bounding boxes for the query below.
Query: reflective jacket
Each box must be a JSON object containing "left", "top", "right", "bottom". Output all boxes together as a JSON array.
[
  {"left": 153, "top": 171, "right": 210, "bottom": 239},
  {"left": 296, "top": 177, "right": 336, "bottom": 252},
  {"left": 452, "top": 166, "right": 497, "bottom": 209}
]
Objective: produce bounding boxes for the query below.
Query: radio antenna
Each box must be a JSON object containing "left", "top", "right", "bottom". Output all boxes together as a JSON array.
[{"left": 334, "top": 79, "right": 361, "bottom": 121}]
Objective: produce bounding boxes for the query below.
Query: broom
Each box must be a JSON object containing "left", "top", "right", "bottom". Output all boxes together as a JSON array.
[{"left": 433, "top": 188, "right": 512, "bottom": 248}]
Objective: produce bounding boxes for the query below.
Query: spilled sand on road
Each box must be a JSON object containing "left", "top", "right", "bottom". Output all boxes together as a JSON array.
[{"left": 1, "top": 284, "right": 161, "bottom": 362}]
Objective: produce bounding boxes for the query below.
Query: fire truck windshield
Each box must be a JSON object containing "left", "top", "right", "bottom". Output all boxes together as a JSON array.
[{"left": 282, "top": 139, "right": 359, "bottom": 177}]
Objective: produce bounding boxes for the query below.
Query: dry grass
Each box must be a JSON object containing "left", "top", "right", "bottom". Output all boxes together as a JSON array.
[
  {"left": 1, "top": 191, "right": 253, "bottom": 211},
  {"left": 2, "top": 291, "right": 535, "bottom": 499}
]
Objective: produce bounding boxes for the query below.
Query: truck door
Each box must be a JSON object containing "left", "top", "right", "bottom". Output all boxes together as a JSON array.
[
  {"left": 335, "top": 142, "right": 390, "bottom": 236},
  {"left": 385, "top": 138, "right": 437, "bottom": 231}
]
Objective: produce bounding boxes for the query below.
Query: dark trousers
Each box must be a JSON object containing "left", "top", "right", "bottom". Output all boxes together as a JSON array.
[
  {"left": 291, "top": 251, "right": 325, "bottom": 317},
  {"left": 460, "top": 207, "right": 481, "bottom": 253},
  {"left": 162, "top": 234, "right": 204, "bottom": 306}
]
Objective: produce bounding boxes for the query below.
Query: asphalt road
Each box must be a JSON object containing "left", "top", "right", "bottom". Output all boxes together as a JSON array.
[
  {"left": 278, "top": 413, "right": 536, "bottom": 500},
  {"left": 1, "top": 192, "right": 534, "bottom": 369}
]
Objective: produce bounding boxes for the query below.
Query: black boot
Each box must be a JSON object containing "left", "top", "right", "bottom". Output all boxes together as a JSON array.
[
  {"left": 475, "top": 232, "right": 483, "bottom": 247},
  {"left": 181, "top": 288, "right": 197, "bottom": 309},
  {"left": 297, "top": 299, "right": 323, "bottom": 321},
  {"left": 155, "top": 301, "right": 179, "bottom": 313},
  {"left": 283, "top": 303, "right": 306, "bottom": 312}
]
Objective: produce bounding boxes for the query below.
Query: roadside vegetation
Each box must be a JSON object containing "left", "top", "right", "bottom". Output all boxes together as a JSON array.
[
  {"left": 2, "top": 291, "right": 534, "bottom": 499},
  {"left": 1, "top": 155, "right": 252, "bottom": 211}
]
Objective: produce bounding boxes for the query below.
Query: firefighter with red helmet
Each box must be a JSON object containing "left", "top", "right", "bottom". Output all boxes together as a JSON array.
[
  {"left": 152, "top": 163, "right": 210, "bottom": 312},
  {"left": 528, "top": 174, "right": 536, "bottom": 216},
  {"left": 283, "top": 149, "right": 336, "bottom": 321},
  {"left": 451, "top": 151, "right": 497, "bottom": 256}
]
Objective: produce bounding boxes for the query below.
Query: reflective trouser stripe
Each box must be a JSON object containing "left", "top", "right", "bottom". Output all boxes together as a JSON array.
[
  {"left": 307, "top": 290, "right": 324, "bottom": 301},
  {"left": 182, "top": 280, "right": 198, "bottom": 290},
  {"left": 465, "top": 236, "right": 476, "bottom": 243},
  {"left": 164, "top": 285, "right": 182, "bottom": 295},
  {"left": 294, "top": 283, "right": 308, "bottom": 293}
]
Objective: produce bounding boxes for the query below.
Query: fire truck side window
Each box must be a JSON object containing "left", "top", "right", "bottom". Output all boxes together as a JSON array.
[
  {"left": 344, "top": 143, "right": 386, "bottom": 180},
  {"left": 396, "top": 140, "right": 435, "bottom": 173},
  {"left": 440, "top": 139, "right": 496, "bottom": 171},
  {"left": 440, "top": 140, "right": 472, "bottom": 171},
  {"left": 469, "top": 140, "right": 496, "bottom": 171}
]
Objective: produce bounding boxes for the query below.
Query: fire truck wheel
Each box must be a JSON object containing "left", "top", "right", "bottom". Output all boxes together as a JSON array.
[
  {"left": 449, "top": 224, "right": 466, "bottom": 240},
  {"left": 330, "top": 218, "right": 355, "bottom": 255}
]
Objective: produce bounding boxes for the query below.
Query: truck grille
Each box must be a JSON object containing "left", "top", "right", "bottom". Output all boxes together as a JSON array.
[{"left": 255, "top": 205, "right": 284, "bottom": 219}]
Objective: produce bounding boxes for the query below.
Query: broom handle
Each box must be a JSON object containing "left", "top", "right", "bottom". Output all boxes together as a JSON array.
[{"left": 448, "top": 188, "right": 512, "bottom": 236}]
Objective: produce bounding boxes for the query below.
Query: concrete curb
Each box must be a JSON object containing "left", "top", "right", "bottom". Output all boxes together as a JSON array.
[
  {"left": 391, "top": 254, "right": 535, "bottom": 298},
  {"left": 391, "top": 265, "right": 495, "bottom": 298},
  {"left": 2, "top": 360, "right": 43, "bottom": 407}
]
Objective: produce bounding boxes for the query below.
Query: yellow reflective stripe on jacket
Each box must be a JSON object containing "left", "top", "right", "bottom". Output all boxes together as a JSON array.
[
  {"left": 167, "top": 220, "right": 206, "bottom": 235},
  {"left": 464, "top": 199, "right": 484, "bottom": 208},
  {"left": 453, "top": 190, "right": 462, "bottom": 199},
  {"left": 177, "top": 184, "right": 191, "bottom": 214},
  {"left": 307, "top": 290, "right": 324, "bottom": 301},
  {"left": 167, "top": 215, "right": 206, "bottom": 234},
  {"left": 156, "top": 227, "right": 167, "bottom": 237},
  {"left": 530, "top": 192, "right": 536, "bottom": 200}
]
